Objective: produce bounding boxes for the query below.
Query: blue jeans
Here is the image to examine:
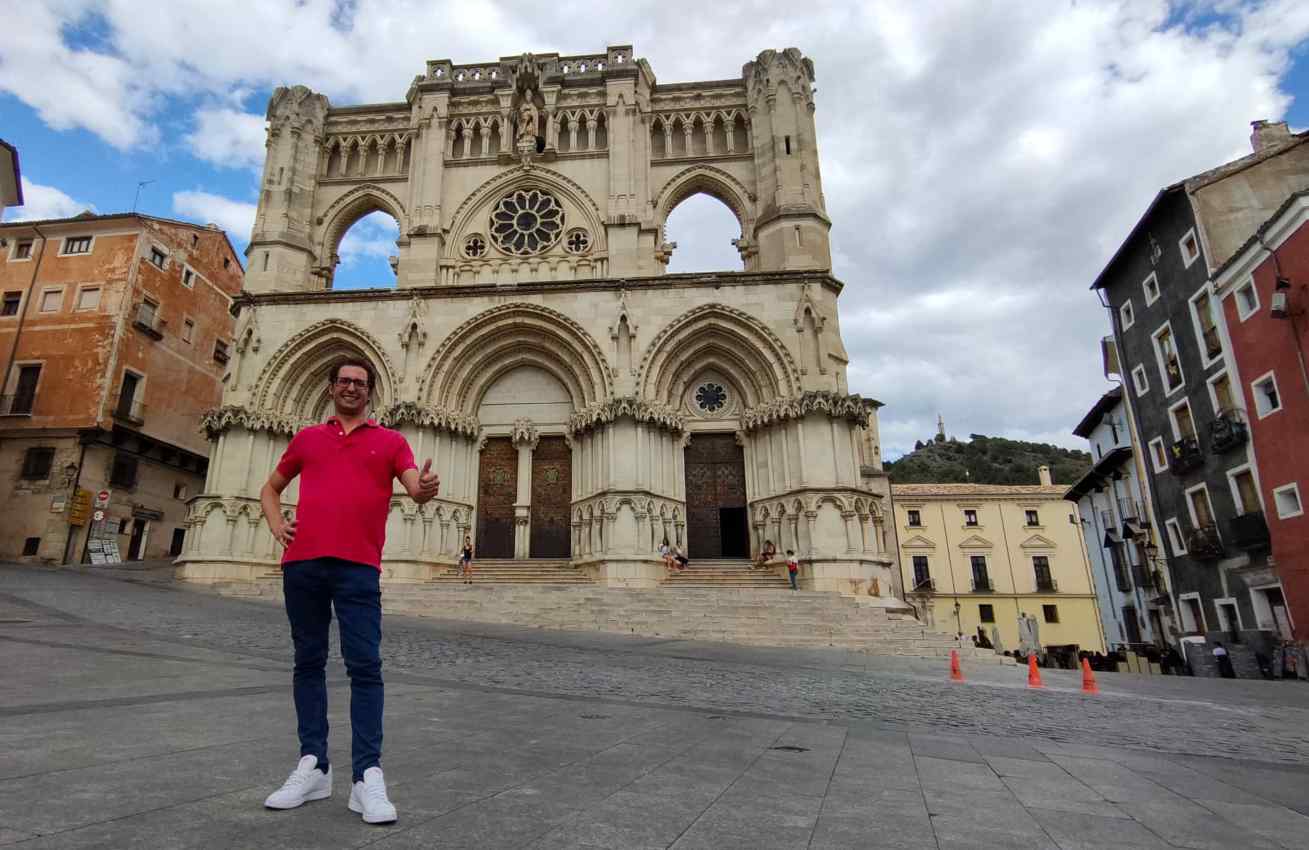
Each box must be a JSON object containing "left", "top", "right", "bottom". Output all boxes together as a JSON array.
[
  {"left": 788, "top": 570, "right": 798, "bottom": 590},
  {"left": 283, "top": 557, "right": 383, "bottom": 782}
]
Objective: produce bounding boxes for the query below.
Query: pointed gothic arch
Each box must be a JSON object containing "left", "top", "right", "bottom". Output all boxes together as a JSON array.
[
  {"left": 653, "top": 164, "right": 755, "bottom": 241},
  {"left": 315, "top": 184, "right": 408, "bottom": 288},
  {"left": 443, "top": 166, "right": 607, "bottom": 262},
  {"left": 253, "top": 319, "right": 398, "bottom": 421}
]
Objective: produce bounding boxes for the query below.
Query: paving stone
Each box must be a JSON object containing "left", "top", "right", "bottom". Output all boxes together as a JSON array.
[
  {"left": 1116, "top": 799, "right": 1283, "bottom": 850},
  {"left": 913, "top": 756, "right": 1006, "bottom": 792},
  {"left": 1000, "top": 775, "right": 1127, "bottom": 819},
  {"left": 1197, "top": 801, "right": 1309, "bottom": 849},
  {"left": 1027, "top": 809, "right": 1173, "bottom": 849}
]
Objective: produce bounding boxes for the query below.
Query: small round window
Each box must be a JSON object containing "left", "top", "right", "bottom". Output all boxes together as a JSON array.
[
  {"left": 489, "top": 189, "right": 564, "bottom": 256},
  {"left": 463, "top": 234, "right": 487, "bottom": 258},
  {"left": 695, "top": 383, "right": 727, "bottom": 412},
  {"left": 564, "top": 228, "right": 591, "bottom": 255}
]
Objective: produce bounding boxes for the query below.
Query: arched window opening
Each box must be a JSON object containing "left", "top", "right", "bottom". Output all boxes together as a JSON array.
[
  {"left": 649, "top": 119, "right": 666, "bottom": 158},
  {"left": 711, "top": 116, "right": 728, "bottom": 155},
  {"left": 671, "top": 117, "right": 687, "bottom": 157},
  {"left": 488, "top": 120, "right": 502, "bottom": 156},
  {"left": 325, "top": 142, "right": 342, "bottom": 176},
  {"left": 691, "top": 116, "right": 708, "bottom": 156},
  {"left": 558, "top": 114, "right": 573, "bottom": 153},
  {"left": 663, "top": 193, "right": 743, "bottom": 273},
  {"left": 594, "top": 112, "right": 608, "bottom": 149},
  {"left": 331, "top": 210, "right": 400, "bottom": 291}
]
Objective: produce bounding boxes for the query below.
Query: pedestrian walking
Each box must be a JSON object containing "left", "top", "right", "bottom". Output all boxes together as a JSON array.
[
  {"left": 1213, "top": 641, "right": 1237, "bottom": 678},
  {"left": 785, "top": 550, "right": 799, "bottom": 590},
  {"left": 260, "top": 358, "right": 440, "bottom": 825},
  {"left": 459, "top": 535, "right": 474, "bottom": 583}
]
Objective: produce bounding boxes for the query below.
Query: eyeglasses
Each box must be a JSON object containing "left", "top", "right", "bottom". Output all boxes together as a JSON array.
[{"left": 333, "top": 378, "right": 370, "bottom": 389}]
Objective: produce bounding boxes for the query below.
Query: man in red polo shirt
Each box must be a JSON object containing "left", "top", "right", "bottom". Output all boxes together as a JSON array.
[{"left": 259, "top": 357, "right": 438, "bottom": 825}]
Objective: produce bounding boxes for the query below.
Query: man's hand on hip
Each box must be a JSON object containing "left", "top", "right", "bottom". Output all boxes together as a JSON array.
[{"left": 272, "top": 518, "right": 297, "bottom": 548}]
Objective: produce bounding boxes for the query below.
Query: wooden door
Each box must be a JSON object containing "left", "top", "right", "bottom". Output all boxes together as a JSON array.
[
  {"left": 684, "top": 433, "right": 748, "bottom": 558},
  {"left": 529, "top": 436, "right": 572, "bottom": 558},
  {"left": 476, "top": 438, "right": 517, "bottom": 559}
]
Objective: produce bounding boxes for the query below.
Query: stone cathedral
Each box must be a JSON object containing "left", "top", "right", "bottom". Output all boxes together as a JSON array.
[{"left": 177, "top": 45, "right": 898, "bottom": 597}]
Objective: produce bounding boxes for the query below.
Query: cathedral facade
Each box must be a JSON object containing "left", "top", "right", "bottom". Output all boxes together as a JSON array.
[{"left": 177, "top": 45, "right": 897, "bottom": 595}]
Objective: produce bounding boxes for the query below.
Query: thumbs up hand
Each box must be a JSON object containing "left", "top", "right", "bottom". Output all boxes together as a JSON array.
[{"left": 416, "top": 458, "right": 440, "bottom": 502}]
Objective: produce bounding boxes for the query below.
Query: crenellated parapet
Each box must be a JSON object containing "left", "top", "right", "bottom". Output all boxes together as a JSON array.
[{"left": 741, "top": 391, "right": 881, "bottom": 432}]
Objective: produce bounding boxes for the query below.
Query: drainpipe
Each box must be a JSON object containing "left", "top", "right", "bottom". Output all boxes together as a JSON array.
[{"left": 0, "top": 223, "right": 48, "bottom": 399}]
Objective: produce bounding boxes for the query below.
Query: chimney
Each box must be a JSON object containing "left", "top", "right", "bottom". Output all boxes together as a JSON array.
[
  {"left": 1251, "top": 120, "right": 1291, "bottom": 153},
  {"left": 1038, "top": 465, "right": 1053, "bottom": 486}
]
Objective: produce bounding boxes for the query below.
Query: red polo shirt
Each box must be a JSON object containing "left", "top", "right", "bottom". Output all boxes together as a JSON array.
[{"left": 276, "top": 417, "right": 417, "bottom": 569}]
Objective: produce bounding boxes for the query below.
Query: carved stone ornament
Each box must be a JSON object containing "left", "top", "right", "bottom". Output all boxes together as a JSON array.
[
  {"left": 740, "top": 391, "right": 882, "bottom": 432},
  {"left": 511, "top": 418, "right": 539, "bottom": 447},
  {"left": 378, "top": 401, "right": 479, "bottom": 437},
  {"left": 199, "top": 406, "right": 298, "bottom": 439},
  {"left": 567, "top": 396, "right": 685, "bottom": 436}
]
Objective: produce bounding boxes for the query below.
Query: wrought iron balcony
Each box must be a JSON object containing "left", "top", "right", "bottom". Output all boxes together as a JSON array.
[
  {"left": 1209, "top": 408, "right": 1249, "bottom": 454},
  {"left": 1169, "top": 436, "right": 1204, "bottom": 474},
  {"left": 1202, "top": 325, "right": 1223, "bottom": 360},
  {"left": 972, "top": 577, "right": 993, "bottom": 592},
  {"left": 1118, "top": 498, "right": 1142, "bottom": 522},
  {"left": 1034, "top": 575, "right": 1058, "bottom": 592},
  {"left": 1187, "top": 524, "right": 1225, "bottom": 561},
  {"left": 1100, "top": 509, "right": 1117, "bottom": 532},
  {"left": 1227, "top": 511, "right": 1270, "bottom": 551},
  {"left": 1131, "top": 563, "right": 1155, "bottom": 588},
  {"left": 132, "top": 304, "right": 164, "bottom": 339},
  {"left": 912, "top": 577, "right": 935, "bottom": 593},
  {"left": 112, "top": 395, "right": 146, "bottom": 425},
  {"left": 0, "top": 393, "right": 35, "bottom": 416}
]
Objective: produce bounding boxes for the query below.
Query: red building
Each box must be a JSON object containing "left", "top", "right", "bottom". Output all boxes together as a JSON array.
[{"left": 1214, "top": 191, "right": 1309, "bottom": 642}]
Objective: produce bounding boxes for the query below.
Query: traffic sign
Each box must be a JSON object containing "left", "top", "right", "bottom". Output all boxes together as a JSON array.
[
  {"left": 92, "top": 509, "right": 105, "bottom": 523},
  {"left": 94, "top": 490, "right": 111, "bottom": 508},
  {"left": 68, "top": 489, "right": 92, "bottom": 526}
]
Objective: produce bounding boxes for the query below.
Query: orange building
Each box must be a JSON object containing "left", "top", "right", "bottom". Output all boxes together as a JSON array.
[{"left": 0, "top": 212, "right": 243, "bottom": 563}]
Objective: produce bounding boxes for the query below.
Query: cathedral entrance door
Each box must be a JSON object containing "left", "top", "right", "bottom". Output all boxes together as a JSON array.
[
  {"left": 684, "top": 433, "right": 749, "bottom": 558},
  {"left": 476, "top": 437, "right": 517, "bottom": 559},
  {"left": 529, "top": 436, "right": 572, "bottom": 558}
]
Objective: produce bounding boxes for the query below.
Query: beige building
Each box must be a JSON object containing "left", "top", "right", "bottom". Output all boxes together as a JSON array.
[
  {"left": 893, "top": 469, "right": 1106, "bottom": 655},
  {"left": 0, "top": 139, "right": 20, "bottom": 218},
  {"left": 177, "top": 45, "right": 899, "bottom": 595}
]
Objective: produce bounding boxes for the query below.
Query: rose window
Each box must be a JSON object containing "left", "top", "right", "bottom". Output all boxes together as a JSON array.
[
  {"left": 489, "top": 189, "right": 564, "bottom": 256},
  {"left": 695, "top": 383, "right": 727, "bottom": 412},
  {"left": 564, "top": 228, "right": 591, "bottom": 254},
  {"left": 463, "top": 234, "right": 487, "bottom": 258}
]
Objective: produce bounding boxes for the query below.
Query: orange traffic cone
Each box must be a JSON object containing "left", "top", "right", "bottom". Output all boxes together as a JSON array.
[
  {"left": 1027, "top": 655, "right": 1043, "bottom": 688},
  {"left": 1081, "top": 657, "right": 1099, "bottom": 694},
  {"left": 950, "top": 649, "right": 964, "bottom": 682}
]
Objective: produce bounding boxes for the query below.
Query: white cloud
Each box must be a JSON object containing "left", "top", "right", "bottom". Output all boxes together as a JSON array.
[
  {"left": 8, "top": 1, "right": 1309, "bottom": 456},
  {"left": 171, "top": 190, "right": 256, "bottom": 243},
  {"left": 338, "top": 212, "right": 399, "bottom": 267},
  {"left": 186, "top": 108, "right": 267, "bottom": 170},
  {"left": 2, "top": 177, "right": 94, "bottom": 222}
]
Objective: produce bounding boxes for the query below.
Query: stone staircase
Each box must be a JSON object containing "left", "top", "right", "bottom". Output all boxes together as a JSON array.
[
  {"left": 428, "top": 559, "right": 593, "bottom": 585},
  {"left": 661, "top": 558, "right": 792, "bottom": 589}
]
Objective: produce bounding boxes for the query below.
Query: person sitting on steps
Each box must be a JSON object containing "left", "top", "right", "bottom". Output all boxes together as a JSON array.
[
  {"left": 755, "top": 539, "right": 776, "bottom": 569},
  {"left": 658, "top": 539, "right": 677, "bottom": 572}
]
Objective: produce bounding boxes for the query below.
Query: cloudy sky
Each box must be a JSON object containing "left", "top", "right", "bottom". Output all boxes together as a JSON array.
[{"left": 3, "top": 1, "right": 1308, "bottom": 459}]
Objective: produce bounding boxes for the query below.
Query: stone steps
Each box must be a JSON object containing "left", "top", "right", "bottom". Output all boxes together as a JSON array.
[
  {"left": 661, "top": 558, "right": 792, "bottom": 589},
  {"left": 428, "top": 559, "right": 593, "bottom": 585}
]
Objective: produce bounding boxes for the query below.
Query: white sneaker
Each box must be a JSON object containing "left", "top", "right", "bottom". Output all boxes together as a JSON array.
[
  {"left": 264, "top": 755, "right": 332, "bottom": 809},
  {"left": 348, "top": 766, "right": 398, "bottom": 824}
]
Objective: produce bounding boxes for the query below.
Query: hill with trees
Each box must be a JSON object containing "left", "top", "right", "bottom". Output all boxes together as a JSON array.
[{"left": 885, "top": 432, "right": 1091, "bottom": 486}]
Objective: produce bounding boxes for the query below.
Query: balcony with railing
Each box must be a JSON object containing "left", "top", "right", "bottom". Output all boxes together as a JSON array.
[
  {"left": 1202, "top": 325, "right": 1223, "bottom": 360},
  {"left": 1131, "top": 563, "right": 1156, "bottom": 589},
  {"left": 0, "top": 393, "right": 35, "bottom": 416},
  {"left": 112, "top": 394, "right": 146, "bottom": 425},
  {"left": 1187, "top": 524, "right": 1225, "bottom": 561},
  {"left": 1209, "top": 408, "right": 1249, "bottom": 454},
  {"left": 1034, "top": 574, "right": 1058, "bottom": 593},
  {"left": 1117, "top": 497, "right": 1142, "bottom": 522},
  {"left": 911, "top": 576, "right": 935, "bottom": 593},
  {"left": 972, "top": 576, "right": 993, "bottom": 592},
  {"left": 132, "top": 303, "right": 164, "bottom": 339},
  {"left": 1100, "top": 509, "right": 1117, "bottom": 533},
  {"left": 1169, "top": 436, "right": 1204, "bottom": 474},
  {"left": 1227, "top": 511, "right": 1270, "bottom": 551}
]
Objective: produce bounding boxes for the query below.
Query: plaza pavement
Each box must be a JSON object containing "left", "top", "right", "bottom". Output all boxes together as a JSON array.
[{"left": 1, "top": 562, "right": 1308, "bottom": 849}]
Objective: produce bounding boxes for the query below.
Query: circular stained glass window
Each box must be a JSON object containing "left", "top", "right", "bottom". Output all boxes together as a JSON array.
[
  {"left": 695, "top": 383, "right": 727, "bottom": 412},
  {"left": 564, "top": 228, "right": 591, "bottom": 254},
  {"left": 463, "top": 234, "right": 486, "bottom": 258},
  {"left": 489, "top": 189, "right": 564, "bottom": 256}
]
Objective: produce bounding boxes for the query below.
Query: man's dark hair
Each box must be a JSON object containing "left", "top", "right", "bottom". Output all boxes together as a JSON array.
[{"left": 329, "top": 357, "right": 375, "bottom": 390}]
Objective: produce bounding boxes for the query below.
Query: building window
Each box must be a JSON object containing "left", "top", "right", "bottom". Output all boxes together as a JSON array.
[
  {"left": 1186, "top": 485, "right": 1216, "bottom": 530},
  {"left": 1191, "top": 288, "right": 1223, "bottom": 363},
  {"left": 182, "top": 318, "right": 194, "bottom": 344},
  {"left": 1025, "top": 509, "right": 1040, "bottom": 527},
  {"left": 149, "top": 246, "right": 167, "bottom": 269},
  {"left": 1120, "top": 299, "right": 1135, "bottom": 330},
  {"left": 970, "top": 555, "right": 991, "bottom": 591},
  {"left": 213, "top": 339, "right": 230, "bottom": 364},
  {"left": 1209, "top": 371, "right": 1237, "bottom": 415},
  {"left": 39, "top": 288, "right": 62, "bottom": 312},
  {"left": 1165, "top": 518, "right": 1188, "bottom": 556},
  {"left": 1179, "top": 228, "right": 1200, "bottom": 268},
  {"left": 62, "top": 236, "right": 92, "bottom": 255},
  {"left": 1142, "top": 272, "right": 1160, "bottom": 305},
  {"left": 1033, "top": 555, "right": 1055, "bottom": 591},
  {"left": 110, "top": 454, "right": 139, "bottom": 488},
  {"left": 8, "top": 364, "right": 41, "bottom": 415},
  {"left": 1042, "top": 604, "right": 1060, "bottom": 623},
  {"left": 22, "top": 537, "right": 40, "bottom": 556},
  {"left": 20, "top": 447, "right": 55, "bottom": 479},
  {"left": 181, "top": 267, "right": 195, "bottom": 287},
  {"left": 1252, "top": 372, "right": 1281, "bottom": 418},
  {"left": 1170, "top": 399, "right": 1196, "bottom": 441},
  {"left": 979, "top": 604, "right": 995, "bottom": 623},
  {"left": 1149, "top": 436, "right": 1168, "bottom": 472},
  {"left": 1180, "top": 594, "right": 1205, "bottom": 634},
  {"left": 12, "top": 240, "right": 32, "bottom": 260},
  {"left": 223, "top": 257, "right": 231, "bottom": 269},
  {"left": 911, "top": 555, "right": 931, "bottom": 589},
  {"left": 906, "top": 509, "right": 921, "bottom": 527},
  {"left": 1153, "top": 324, "right": 1184, "bottom": 394},
  {"left": 76, "top": 286, "right": 101, "bottom": 311},
  {"left": 1230, "top": 468, "right": 1260, "bottom": 515},
  {"left": 963, "top": 509, "right": 979, "bottom": 527},
  {"left": 1, "top": 292, "right": 20, "bottom": 316},
  {"left": 1132, "top": 365, "right": 1149, "bottom": 396},
  {"left": 1273, "top": 484, "right": 1303, "bottom": 520},
  {"left": 173, "top": 483, "right": 188, "bottom": 500},
  {"left": 1235, "top": 278, "right": 1260, "bottom": 321}
]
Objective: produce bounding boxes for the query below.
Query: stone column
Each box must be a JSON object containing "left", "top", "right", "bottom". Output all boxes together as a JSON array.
[{"left": 512, "top": 419, "right": 538, "bottom": 559}]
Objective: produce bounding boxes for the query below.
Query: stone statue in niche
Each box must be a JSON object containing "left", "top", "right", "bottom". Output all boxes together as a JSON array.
[{"left": 516, "top": 91, "right": 540, "bottom": 143}]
